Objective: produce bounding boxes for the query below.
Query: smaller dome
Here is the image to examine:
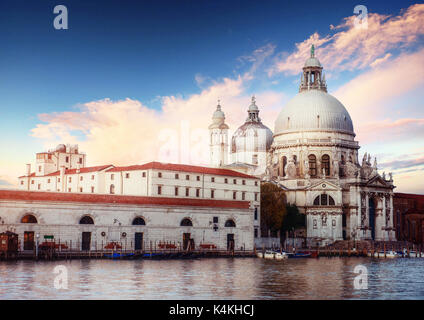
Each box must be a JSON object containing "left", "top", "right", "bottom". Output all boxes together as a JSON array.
[
  {"left": 304, "top": 57, "right": 321, "bottom": 68},
  {"left": 232, "top": 122, "right": 273, "bottom": 153},
  {"left": 56, "top": 144, "right": 66, "bottom": 152},
  {"left": 209, "top": 101, "right": 229, "bottom": 130},
  {"left": 212, "top": 109, "right": 225, "bottom": 119}
]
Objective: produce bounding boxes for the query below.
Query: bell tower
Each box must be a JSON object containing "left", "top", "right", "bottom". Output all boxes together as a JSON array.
[
  {"left": 299, "top": 45, "right": 327, "bottom": 93},
  {"left": 209, "top": 101, "right": 229, "bottom": 167}
]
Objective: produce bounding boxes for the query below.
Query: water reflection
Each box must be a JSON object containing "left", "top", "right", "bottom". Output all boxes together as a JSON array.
[{"left": 0, "top": 257, "right": 423, "bottom": 299}]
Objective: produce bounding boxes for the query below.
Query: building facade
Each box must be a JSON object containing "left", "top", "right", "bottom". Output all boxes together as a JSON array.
[
  {"left": 265, "top": 46, "right": 396, "bottom": 245},
  {"left": 394, "top": 193, "right": 424, "bottom": 245},
  {"left": 0, "top": 190, "right": 254, "bottom": 251}
]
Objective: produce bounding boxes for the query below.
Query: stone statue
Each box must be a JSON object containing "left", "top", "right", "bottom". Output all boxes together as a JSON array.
[
  {"left": 333, "top": 159, "right": 339, "bottom": 178},
  {"left": 389, "top": 172, "right": 393, "bottom": 181},
  {"left": 304, "top": 159, "right": 310, "bottom": 179}
]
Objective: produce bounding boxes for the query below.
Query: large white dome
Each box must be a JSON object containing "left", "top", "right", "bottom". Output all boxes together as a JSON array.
[{"left": 274, "top": 90, "right": 354, "bottom": 136}]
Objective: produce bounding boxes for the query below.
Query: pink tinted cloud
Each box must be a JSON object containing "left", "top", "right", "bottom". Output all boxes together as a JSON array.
[
  {"left": 31, "top": 75, "right": 284, "bottom": 167},
  {"left": 269, "top": 3, "right": 424, "bottom": 75}
]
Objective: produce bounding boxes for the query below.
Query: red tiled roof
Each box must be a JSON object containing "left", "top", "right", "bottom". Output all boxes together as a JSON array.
[
  {"left": 45, "top": 165, "right": 114, "bottom": 176},
  {"left": 18, "top": 172, "right": 35, "bottom": 179},
  {"left": 395, "top": 193, "right": 424, "bottom": 200},
  {"left": 0, "top": 190, "right": 250, "bottom": 209},
  {"left": 107, "top": 161, "right": 258, "bottom": 179}
]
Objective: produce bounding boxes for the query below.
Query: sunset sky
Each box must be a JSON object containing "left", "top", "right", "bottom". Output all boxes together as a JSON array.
[{"left": 0, "top": 0, "right": 423, "bottom": 194}]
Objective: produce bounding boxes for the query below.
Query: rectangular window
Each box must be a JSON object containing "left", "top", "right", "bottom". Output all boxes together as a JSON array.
[
  {"left": 175, "top": 187, "right": 179, "bottom": 196},
  {"left": 233, "top": 179, "right": 237, "bottom": 184},
  {"left": 255, "top": 193, "right": 258, "bottom": 201},
  {"left": 58, "top": 178, "right": 60, "bottom": 183},
  {"left": 80, "top": 176, "right": 83, "bottom": 181},
  {"left": 69, "top": 177, "right": 72, "bottom": 183},
  {"left": 254, "top": 208, "right": 258, "bottom": 220},
  {"left": 47, "top": 179, "right": 51, "bottom": 184},
  {"left": 255, "top": 181, "right": 258, "bottom": 186},
  {"left": 196, "top": 189, "right": 200, "bottom": 197},
  {"left": 211, "top": 190, "right": 215, "bottom": 199},
  {"left": 20, "top": 181, "right": 24, "bottom": 185},
  {"left": 31, "top": 180, "right": 34, "bottom": 185},
  {"left": 211, "top": 177, "right": 215, "bottom": 183},
  {"left": 142, "top": 172, "right": 146, "bottom": 178},
  {"left": 186, "top": 175, "right": 190, "bottom": 180},
  {"left": 65, "top": 156, "right": 69, "bottom": 163},
  {"left": 233, "top": 191, "right": 237, "bottom": 200},
  {"left": 213, "top": 217, "right": 218, "bottom": 223},
  {"left": 242, "top": 192, "right": 246, "bottom": 200},
  {"left": 91, "top": 186, "right": 94, "bottom": 193},
  {"left": 79, "top": 158, "right": 83, "bottom": 164},
  {"left": 254, "top": 228, "right": 258, "bottom": 238},
  {"left": 126, "top": 173, "right": 130, "bottom": 179},
  {"left": 38, "top": 166, "right": 42, "bottom": 172},
  {"left": 175, "top": 173, "right": 179, "bottom": 179},
  {"left": 196, "top": 176, "right": 200, "bottom": 181},
  {"left": 37, "top": 184, "right": 41, "bottom": 190},
  {"left": 68, "top": 188, "right": 71, "bottom": 192},
  {"left": 185, "top": 187, "right": 189, "bottom": 197},
  {"left": 242, "top": 180, "right": 246, "bottom": 185},
  {"left": 80, "top": 187, "right": 83, "bottom": 193},
  {"left": 224, "top": 178, "right": 228, "bottom": 184},
  {"left": 91, "top": 175, "right": 95, "bottom": 180},
  {"left": 158, "top": 172, "right": 162, "bottom": 178},
  {"left": 158, "top": 186, "right": 162, "bottom": 195},
  {"left": 111, "top": 174, "right": 114, "bottom": 180}
]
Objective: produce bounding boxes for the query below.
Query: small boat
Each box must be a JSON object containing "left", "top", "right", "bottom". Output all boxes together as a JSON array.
[
  {"left": 367, "top": 251, "right": 398, "bottom": 258},
  {"left": 263, "top": 250, "right": 275, "bottom": 259},
  {"left": 274, "top": 252, "right": 288, "bottom": 260},
  {"left": 256, "top": 252, "right": 264, "bottom": 258},
  {"left": 104, "top": 252, "right": 135, "bottom": 259},
  {"left": 407, "top": 251, "right": 424, "bottom": 258},
  {"left": 286, "top": 252, "right": 311, "bottom": 258}
]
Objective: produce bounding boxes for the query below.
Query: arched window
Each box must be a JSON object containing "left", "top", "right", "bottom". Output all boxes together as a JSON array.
[
  {"left": 21, "top": 214, "right": 37, "bottom": 224},
  {"left": 79, "top": 216, "right": 94, "bottom": 224},
  {"left": 180, "top": 218, "right": 193, "bottom": 227},
  {"left": 308, "top": 155, "right": 317, "bottom": 177},
  {"left": 110, "top": 184, "right": 115, "bottom": 194},
  {"left": 132, "top": 217, "right": 146, "bottom": 225},
  {"left": 225, "top": 219, "right": 236, "bottom": 228},
  {"left": 322, "top": 154, "right": 330, "bottom": 176},
  {"left": 313, "top": 195, "right": 336, "bottom": 206}
]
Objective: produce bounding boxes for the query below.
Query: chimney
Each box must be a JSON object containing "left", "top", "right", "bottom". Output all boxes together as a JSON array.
[{"left": 26, "top": 164, "right": 31, "bottom": 176}]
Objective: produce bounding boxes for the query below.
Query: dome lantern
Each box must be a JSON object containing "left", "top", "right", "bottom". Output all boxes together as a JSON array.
[{"left": 300, "top": 45, "right": 327, "bottom": 93}]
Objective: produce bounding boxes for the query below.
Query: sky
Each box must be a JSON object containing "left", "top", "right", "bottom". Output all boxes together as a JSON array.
[{"left": 0, "top": 0, "right": 423, "bottom": 194}]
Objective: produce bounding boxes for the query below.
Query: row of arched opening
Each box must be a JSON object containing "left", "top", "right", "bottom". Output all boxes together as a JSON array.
[{"left": 19, "top": 214, "right": 236, "bottom": 228}]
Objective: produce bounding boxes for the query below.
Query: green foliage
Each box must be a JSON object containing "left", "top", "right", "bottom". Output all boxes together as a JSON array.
[
  {"left": 260, "top": 183, "right": 287, "bottom": 234},
  {"left": 281, "top": 204, "right": 305, "bottom": 233}
]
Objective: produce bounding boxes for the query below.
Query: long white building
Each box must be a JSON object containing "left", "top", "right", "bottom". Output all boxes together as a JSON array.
[{"left": 8, "top": 144, "right": 261, "bottom": 251}]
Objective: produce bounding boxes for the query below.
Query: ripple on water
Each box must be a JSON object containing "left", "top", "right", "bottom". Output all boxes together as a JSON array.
[{"left": 0, "top": 258, "right": 423, "bottom": 299}]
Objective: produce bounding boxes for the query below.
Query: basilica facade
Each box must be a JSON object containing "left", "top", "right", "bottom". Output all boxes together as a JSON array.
[{"left": 209, "top": 46, "right": 396, "bottom": 246}]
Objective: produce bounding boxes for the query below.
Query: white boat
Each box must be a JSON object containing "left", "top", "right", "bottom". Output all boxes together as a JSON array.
[
  {"left": 368, "top": 251, "right": 398, "bottom": 258},
  {"left": 263, "top": 250, "right": 275, "bottom": 259},
  {"left": 256, "top": 252, "right": 264, "bottom": 258},
  {"left": 407, "top": 251, "right": 424, "bottom": 258},
  {"left": 274, "top": 252, "right": 289, "bottom": 260}
]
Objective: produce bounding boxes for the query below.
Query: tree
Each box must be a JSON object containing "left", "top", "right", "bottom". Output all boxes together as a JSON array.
[
  {"left": 260, "top": 182, "right": 287, "bottom": 237},
  {"left": 281, "top": 204, "right": 305, "bottom": 239}
]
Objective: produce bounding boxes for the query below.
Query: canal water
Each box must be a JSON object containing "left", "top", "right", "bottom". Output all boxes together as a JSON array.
[{"left": 0, "top": 257, "right": 423, "bottom": 299}]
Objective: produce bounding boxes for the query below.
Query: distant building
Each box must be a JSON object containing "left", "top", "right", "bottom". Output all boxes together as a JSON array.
[{"left": 394, "top": 193, "right": 424, "bottom": 245}]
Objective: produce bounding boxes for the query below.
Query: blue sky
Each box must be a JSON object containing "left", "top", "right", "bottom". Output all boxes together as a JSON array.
[{"left": 0, "top": 0, "right": 423, "bottom": 193}]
